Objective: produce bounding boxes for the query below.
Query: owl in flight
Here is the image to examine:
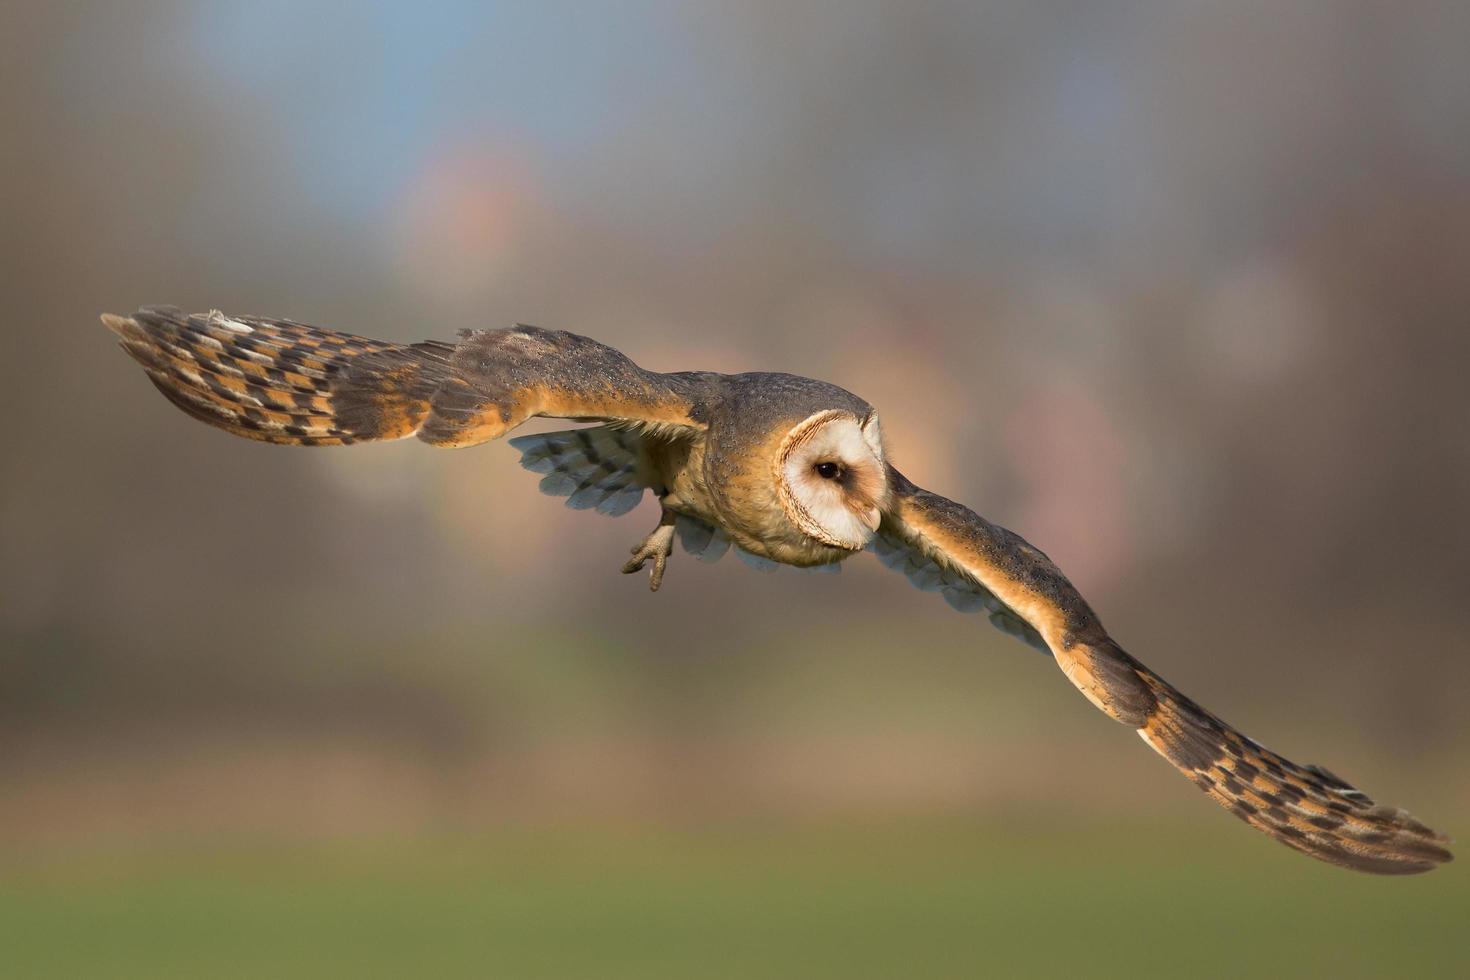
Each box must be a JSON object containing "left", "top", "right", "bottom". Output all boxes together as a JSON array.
[{"left": 103, "top": 306, "right": 1451, "bottom": 875}]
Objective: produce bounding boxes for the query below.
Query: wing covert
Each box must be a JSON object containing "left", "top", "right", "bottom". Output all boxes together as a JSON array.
[{"left": 418, "top": 323, "right": 707, "bottom": 447}]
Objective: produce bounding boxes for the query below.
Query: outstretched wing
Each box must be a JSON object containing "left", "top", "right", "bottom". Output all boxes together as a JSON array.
[
  {"left": 875, "top": 468, "right": 1452, "bottom": 875},
  {"left": 103, "top": 307, "right": 707, "bottom": 448}
]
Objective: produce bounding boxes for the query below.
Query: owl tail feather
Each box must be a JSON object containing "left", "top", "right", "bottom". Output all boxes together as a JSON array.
[
  {"left": 1059, "top": 640, "right": 1453, "bottom": 874},
  {"left": 103, "top": 306, "right": 453, "bottom": 446}
]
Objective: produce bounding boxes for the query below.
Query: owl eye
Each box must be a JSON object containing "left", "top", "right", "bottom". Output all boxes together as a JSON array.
[{"left": 814, "top": 461, "right": 842, "bottom": 480}]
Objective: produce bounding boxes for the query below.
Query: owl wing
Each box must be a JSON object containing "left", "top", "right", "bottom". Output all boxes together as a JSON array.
[
  {"left": 875, "top": 468, "right": 1452, "bottom": 874},
  {"left": 102, "top": 307, "right": 707, "bottom": 448},
  {"left": 506, "top": 425, "right": 660, "bottom": 518}
]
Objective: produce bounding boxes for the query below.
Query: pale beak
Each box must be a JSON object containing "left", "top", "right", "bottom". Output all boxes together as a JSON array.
[{"left": 859, "top": 506, "right": 883, "bottom": 532}]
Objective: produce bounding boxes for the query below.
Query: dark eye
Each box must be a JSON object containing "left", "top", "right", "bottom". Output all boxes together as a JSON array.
[{"left": 814, "top": 461, "right": 842, "bottom": 480}]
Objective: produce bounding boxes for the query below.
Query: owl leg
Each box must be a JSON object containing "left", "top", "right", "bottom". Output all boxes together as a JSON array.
[{"left": 621, "top": 508, "right": 677, "bottom": 591}]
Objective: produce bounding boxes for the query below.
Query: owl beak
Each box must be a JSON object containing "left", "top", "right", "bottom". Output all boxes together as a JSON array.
[{"left": 859, "top": 505, "right": 883, "bottom": 533}]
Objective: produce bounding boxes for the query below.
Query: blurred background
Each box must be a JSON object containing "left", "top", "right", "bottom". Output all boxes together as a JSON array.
[{"left": 3, "top": 2, "right": 1468, "bottom": 977}]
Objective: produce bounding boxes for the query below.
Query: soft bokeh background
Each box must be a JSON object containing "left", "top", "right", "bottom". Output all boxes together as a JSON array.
[{"left": 3, "top": 2, "right": 1468, "bottom": 977}]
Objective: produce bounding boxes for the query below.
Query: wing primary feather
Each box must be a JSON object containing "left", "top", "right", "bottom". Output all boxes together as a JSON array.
[
  {"left": 104, "top": 308, "right": 442, "bottom": 445},
  {"left": 1126, "top": 649, "right": 1452, "bottom": 874}
]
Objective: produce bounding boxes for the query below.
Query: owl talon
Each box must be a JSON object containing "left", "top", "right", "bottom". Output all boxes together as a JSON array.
[{"left": 622, "top": 522, "right": 676, "bottom": 591}]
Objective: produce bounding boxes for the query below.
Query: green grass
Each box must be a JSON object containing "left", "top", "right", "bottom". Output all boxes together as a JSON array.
[{"left": 2, "top": 820, "right": 1463, "bottom": 979}]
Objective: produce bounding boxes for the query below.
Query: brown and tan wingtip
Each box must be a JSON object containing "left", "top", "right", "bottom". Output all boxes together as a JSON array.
[
  {"left": 100, "top": 311, "right": 134, "bottom": 336},
  {"left": 102, "top": 306, "right": 451, "bottom": 446},
  {"left": 1060, "top": 640, "right": 1453, "bottom": 875}
]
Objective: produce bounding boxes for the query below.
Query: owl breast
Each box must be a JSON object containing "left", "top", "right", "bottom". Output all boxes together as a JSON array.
[{"left": 650, "top": 432, "right": 838, "bottom": 566}]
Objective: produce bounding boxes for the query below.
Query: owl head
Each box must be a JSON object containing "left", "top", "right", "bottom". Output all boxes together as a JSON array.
[{"left": 773, "top": 409, "right": 890, "bottom": 552}]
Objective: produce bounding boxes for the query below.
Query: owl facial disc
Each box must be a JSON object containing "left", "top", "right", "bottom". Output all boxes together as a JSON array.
[{"left": 775, "top": 410, "right": 889, "bottom": 550}]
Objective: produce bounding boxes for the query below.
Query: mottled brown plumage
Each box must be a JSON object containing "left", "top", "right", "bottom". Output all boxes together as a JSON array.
[{"left": 104, "top": 306, "right": 1452, "bottom": 875}]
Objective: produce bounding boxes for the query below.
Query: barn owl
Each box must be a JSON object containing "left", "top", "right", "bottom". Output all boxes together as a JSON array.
[{"left": 103, "top": 306, "right": 1451, "bottom": 875}]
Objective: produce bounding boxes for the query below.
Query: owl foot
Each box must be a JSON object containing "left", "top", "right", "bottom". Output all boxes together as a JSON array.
[{"left": 622, "top": 519, "right": 676, "bottom": 591}]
